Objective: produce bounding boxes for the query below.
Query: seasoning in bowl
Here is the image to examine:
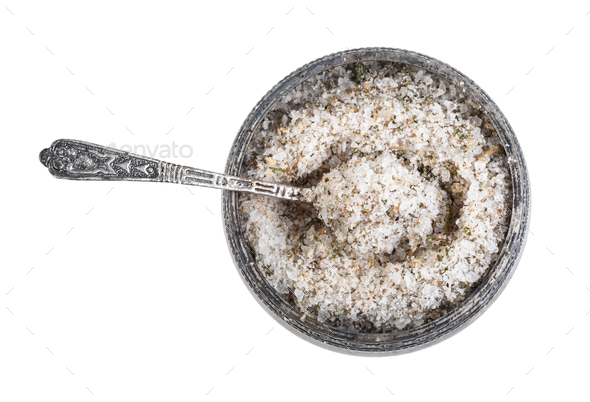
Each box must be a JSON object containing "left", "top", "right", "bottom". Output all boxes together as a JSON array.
[
  {"left": 240, "top": 62, "right": 511, "bottom": 332},
  {"left": 312, "top": 152, "right": 450, "bottom": 255}
]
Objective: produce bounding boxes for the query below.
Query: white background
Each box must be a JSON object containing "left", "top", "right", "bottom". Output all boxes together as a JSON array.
[{"left": 1, "top": 1, "right": 589, "bottom": 401}]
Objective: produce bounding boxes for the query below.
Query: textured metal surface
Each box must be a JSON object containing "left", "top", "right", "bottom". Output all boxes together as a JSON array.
[
  {"left": 222, "top": 47, "right": 531, "bottom": 355},
  {"left": 39, "top": 139, "right": 311, "bottom": 202}
]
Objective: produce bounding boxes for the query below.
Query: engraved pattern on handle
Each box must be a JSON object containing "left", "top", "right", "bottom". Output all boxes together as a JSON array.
[
  {"left": 39, "top": 139, "right": 160, "bottom": 181},
  {"left": 40, "top": 140, "right": 311, "bottom": 202}
]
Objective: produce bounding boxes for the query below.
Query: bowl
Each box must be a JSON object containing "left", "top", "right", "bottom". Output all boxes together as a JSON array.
[{"left": 222, "top": 47, "right": 530, "bottom": 355}]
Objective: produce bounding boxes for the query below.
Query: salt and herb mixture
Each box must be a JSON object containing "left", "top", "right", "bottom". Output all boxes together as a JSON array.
[
  {"left": 240, "top": 62, "right": 511, "bottom": 332},
  {"left": 312, "top": 153, "right": 450, "bottom": 256}
]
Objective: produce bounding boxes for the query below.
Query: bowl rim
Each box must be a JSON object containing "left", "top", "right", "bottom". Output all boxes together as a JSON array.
[{"left": 222, "top": 47, "right": 530, "bottom": 355}]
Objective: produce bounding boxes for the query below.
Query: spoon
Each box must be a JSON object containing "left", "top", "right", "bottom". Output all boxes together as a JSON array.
[
  {"left": 40, "top": 139, "right": 446, "bottom": 257},
  {"left": 39, "top": 139, "right": 313, "bottom": 202}
]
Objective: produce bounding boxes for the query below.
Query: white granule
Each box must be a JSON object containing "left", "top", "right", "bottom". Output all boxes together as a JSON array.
[
  {"left": 312, "top": 153, "right": 450, "bottom": 255},
  {"left": 240, "top": 62, "right": 512, "bottom": 332}
]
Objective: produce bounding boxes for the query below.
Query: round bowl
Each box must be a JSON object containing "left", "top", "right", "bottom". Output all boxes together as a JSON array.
[{"left": 222, "top": 47, "right": 530, "bottom": 355}]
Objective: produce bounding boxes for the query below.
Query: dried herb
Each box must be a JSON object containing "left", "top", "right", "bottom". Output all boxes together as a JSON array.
[
  {"left": 352, "top": 62, "right": 370, "bottom": 84},
  {"left": 269, "top": 166, "right": 290, "bottom": 172}
]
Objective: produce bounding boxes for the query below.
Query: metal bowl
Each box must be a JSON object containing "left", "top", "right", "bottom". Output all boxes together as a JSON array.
[{"left": 222, "top": 47, "right": 530, "bottom": 355}]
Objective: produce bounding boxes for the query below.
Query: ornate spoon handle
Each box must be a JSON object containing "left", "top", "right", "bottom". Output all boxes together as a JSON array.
[{"left": 39, "top": 139, "right": 312, "bottom": 202}]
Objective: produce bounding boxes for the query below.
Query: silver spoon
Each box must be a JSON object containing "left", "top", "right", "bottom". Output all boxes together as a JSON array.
[{"left": 39, "top": 139, "right": 313, "bottom": 202}]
